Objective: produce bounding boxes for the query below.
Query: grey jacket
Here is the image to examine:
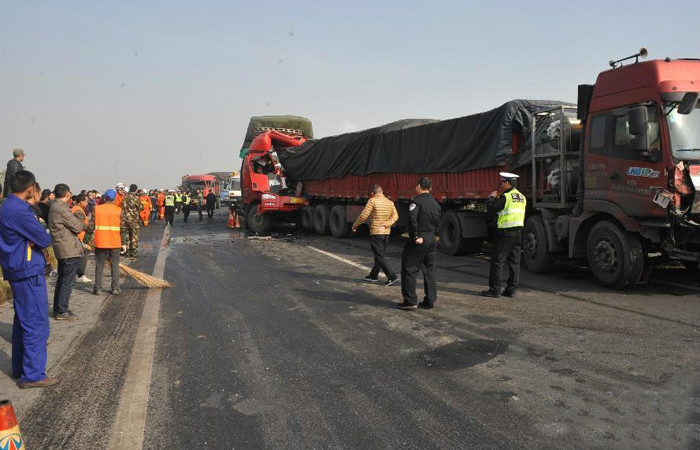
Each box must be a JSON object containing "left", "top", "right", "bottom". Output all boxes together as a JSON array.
[{"left": 49, "top": 200, "right": 85, "bottom": 259}]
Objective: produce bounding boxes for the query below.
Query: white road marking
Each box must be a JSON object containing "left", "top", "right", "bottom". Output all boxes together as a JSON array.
[
  {"left": 306, "top": 245, "right": 387, "bottom": 279},
  {"left": 108, "top": 225, "right": 171, "bottom": 450}
]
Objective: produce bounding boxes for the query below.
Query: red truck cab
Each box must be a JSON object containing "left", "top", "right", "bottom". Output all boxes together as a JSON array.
[{"left": 242, "top": 130, "right": 309, "bottom": 232}]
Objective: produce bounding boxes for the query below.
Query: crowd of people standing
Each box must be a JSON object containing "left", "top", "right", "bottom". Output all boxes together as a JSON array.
[{"left": 0, "top": 148, "right": 218, "bottom": 389}]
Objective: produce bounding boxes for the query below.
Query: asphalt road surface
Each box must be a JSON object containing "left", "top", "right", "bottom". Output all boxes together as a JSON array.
[{"left": 5, "top": 209, "right": 700, "bottom": 450}]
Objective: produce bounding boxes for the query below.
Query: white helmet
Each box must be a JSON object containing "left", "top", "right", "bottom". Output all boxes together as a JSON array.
[{"left": 116, "top": 182, "right": 126, "bottom": 190}]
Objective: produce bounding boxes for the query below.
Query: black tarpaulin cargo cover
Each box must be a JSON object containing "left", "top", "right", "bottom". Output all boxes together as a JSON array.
[
  {"left": 240, "top": 115, "right": 313, "bottom": 158},
  {"left": 278, "top": 100, "right": 570, "bottom": 181}
]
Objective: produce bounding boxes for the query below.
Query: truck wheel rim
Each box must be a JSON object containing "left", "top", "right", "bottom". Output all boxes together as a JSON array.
[
  {"left": 593, "top": 238, "right": 617, "bottom": 274},
  {"left": 524, "top": 231, "right": 537, "bottom": 257}
]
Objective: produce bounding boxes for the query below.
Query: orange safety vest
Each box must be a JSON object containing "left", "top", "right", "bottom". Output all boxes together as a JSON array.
[
  {"left": 71, "top": 205, "right": 88, "bottom": 243},
  {"left": 115, "top": 192, "right": 125, "bottom": 207},
  {"left": 94, "top": 203, "right": 122, "bottom": 249}
]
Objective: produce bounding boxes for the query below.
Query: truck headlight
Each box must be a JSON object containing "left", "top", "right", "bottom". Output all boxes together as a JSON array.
[{"left": 262, "top": 193, "right": 277, "bottom": 200}]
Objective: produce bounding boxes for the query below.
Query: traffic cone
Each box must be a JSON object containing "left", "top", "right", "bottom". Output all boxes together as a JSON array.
[
  {"left": 0, "top": 400, "right": 24, "bottom": 450},
  {"left": 227, "top": 210, "right": 235, "bottom": 228},
  {"left": 234, "top": 212, "right": 241, "bottom": 228}
]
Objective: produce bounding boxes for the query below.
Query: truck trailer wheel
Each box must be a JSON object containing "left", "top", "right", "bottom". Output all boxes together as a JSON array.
[
  {"left": 301, "top": 207, "right": 315, "bottom": 232},
  {"left": 246, "top": 203, "right": 273, "bottom": 234},
  {"left": 523, "top": 215, "right": 556, "bottom": 273},
  {"left": 438, "top": 211, "right": 471, "bottom": 255},
  {"left": 586, "top": 221, "right": 644, "bottom": 289},
  {"left": 313, "top": 205, "right": 331, "bottom": 235},
  {"left": 329, "top": 205, "right": 351, "bottom": 238}
]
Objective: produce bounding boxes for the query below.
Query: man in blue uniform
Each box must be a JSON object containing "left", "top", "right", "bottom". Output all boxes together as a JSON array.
[
  {"left": 482, "top": 172, "right": 526, "bottom": 298},
  {"left": 0, "top": 170, "right": 59, "bottom": 388},
  {"left": 398, "top": 177, "right": 442, "bottom": 310}
]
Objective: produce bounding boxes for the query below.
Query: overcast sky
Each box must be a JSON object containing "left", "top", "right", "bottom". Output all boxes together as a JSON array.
[{"left": 1, "top": 0, "right": 698, "bottom": 191}]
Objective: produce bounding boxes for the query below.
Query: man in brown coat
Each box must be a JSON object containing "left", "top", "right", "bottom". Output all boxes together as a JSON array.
[
  {"left": 352, "top": 184, "right": 400, "bottom": 285},
  {"left": 48, "top": 183, "right": 85, "bottom": 320}
]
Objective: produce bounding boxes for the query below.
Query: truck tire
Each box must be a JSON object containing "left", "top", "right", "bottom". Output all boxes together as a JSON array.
[
  {"left": 301, "top": 207, "right": 315, "bottom": 232},
  {"left": 586, "top": 221, "right": 644, "bottom": 289},
  {"left": 313, "top": 204, "right": 331, "bottom": 235},
  {"left": 246, "top": 203, "right": 272, "bottom": 234},
  {"left": 438, "top": 211, "right": 470, "bottom": 255},
  {"left": 329, "top": 205, "right": 351, "bottom": 238},
  {"left": 523, "top": 215, "right": 556, "bottom": 273}
]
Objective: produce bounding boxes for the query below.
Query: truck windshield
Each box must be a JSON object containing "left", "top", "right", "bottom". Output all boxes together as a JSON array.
[{"left": 667, "top": 104, "right": 700, "bottom": 161}]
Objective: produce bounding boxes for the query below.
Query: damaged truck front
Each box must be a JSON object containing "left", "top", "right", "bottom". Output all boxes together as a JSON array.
[{"left": 523, "top": 57, "right": 700, "bottom": 288}]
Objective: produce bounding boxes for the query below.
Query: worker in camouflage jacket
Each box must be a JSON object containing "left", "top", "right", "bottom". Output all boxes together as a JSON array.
[{"left": 121, "top": 184, "right": 144, "bottom": 257}]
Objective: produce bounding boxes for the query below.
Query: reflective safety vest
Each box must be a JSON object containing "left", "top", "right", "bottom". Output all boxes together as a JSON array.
[
  {"left": 497, "top": 188, "right": 526, "bottom": 229},
  {"left": 175, "top": 193, "right": 182, "bottom": 202},
  {"left": 94, "top": 204, "right": 122, "bottom": 249},
  {"left": 165, "top": 195, "right": 175, "bottom": 207},
  {"left": 182, "top": 194, "right": 190, "bottom": 204}
]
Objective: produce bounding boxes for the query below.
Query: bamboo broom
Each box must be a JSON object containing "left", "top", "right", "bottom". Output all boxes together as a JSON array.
[
  {"left": 85, "top": 243, "right": 171, "bottom": 289},
  {"left": 118, "top": 263, "right": 171, "bottom": 289}
]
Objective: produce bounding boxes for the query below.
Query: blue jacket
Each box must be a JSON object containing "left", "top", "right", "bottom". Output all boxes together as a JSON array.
[{"left": 0, "top": 195, "right": 52, "bottom": 281}]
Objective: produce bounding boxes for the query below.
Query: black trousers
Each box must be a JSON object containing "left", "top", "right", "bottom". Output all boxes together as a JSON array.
[
  {"left": 94, "top": 248, "right": 120, "bottom": 291},
  {"left": 53, "top": 257, "right": 81, "bottom": 314},
  {"left": 369, "top": 235, "right": 396, "bottom": 279},
  {"left": 165, "top": 206, "right": 175, "bottom": 225},
  {"left": 488, "top": 232, "right": 522, "bottom": 293},
  {"left": 76, "top": 254, "right": 88, "bottom": 278},
  {"left": 401, "top": 234, "right": 437, "bottom": 306},
  {"left": 198, "top": 205, "right": 203, "bottom": 220},
  {"left": 207, "top": 205, "right": 215, "bottom": 218},
  {"left": 183, "top": 204, "right": 190, "bottom": 222}
]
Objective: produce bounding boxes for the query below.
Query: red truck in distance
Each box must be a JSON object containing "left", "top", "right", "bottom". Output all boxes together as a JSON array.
[
  {"left": 181, "top": 174, "right": 221, "bottom": 208},
  {"left": 241, "top": 51, "right": 700, "bottom": 289}
]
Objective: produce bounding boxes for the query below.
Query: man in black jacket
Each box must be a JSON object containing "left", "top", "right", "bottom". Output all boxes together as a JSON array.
[
  {"left": 206, "top": 191, "right": 217, "bottom": 219},
  {"left": 3, "top": 148, "right": 25, "bottom": 199},
  {"left": 398, "top": 177, "right": 442, "bottom": 310}
]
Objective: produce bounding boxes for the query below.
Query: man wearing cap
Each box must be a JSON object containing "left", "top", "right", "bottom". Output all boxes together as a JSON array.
[
  {"left": 482, "top": 172, "right": 527, "bottom": 298},
  {"left": 84, "top": 189, "right": 126, "bottom": 295},
  {"left": 115, "top": 183, "right": 126, "bottom": 207},
  {"left": 3, "top": 148, "right": 25, "bottom": 199},
  {"left": 164, "top": 190, "right": 176, "bottom": 225}
]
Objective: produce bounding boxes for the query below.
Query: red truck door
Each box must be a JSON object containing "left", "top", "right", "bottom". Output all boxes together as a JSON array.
[
  {"left": 584, "top": 114, "right": 611, "bottom": 202},
  {"left": 607, "top": 104, "right": 666, "bottom": 218}
]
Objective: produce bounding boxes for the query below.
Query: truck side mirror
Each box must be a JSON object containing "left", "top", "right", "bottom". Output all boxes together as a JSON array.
[
  {"left": 629, "top": 107, "right": 649, "bottom": 152},
  {"left": 678, "top": 92, "right": 699, "bottom": 115},
  {"left": 629, "top": 106, "right": 648, "bottom": 135}
]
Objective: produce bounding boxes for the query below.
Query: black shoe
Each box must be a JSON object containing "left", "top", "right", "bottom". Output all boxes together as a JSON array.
[
  {"left": 503, "top": 290, "right": 516, "bottom": 298},
  {"left": 54, "top": 311, "right": 78, "bottom": 321},
  {"left": 481, "top": 289, "right": 501, "bottom": 298},
  {"left": 397, "top": 301, "right": 418, "bottom": 310},
  {"left": 92, "top": 287, "right": 102, "bottom": 295},
  {"left": 418, "top": 301, "right": 434, "bottom": 309},
  {"left": 385, "top": 276, "right": 400, "bottom": 286},
  {"left": 363, "top": 275, "right": 379, "bottom": 283}
]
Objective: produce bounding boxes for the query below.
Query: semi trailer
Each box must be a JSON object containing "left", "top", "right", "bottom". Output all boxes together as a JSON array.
[{"left": 241, "top": 52, "right": 700, "bottom": 289}]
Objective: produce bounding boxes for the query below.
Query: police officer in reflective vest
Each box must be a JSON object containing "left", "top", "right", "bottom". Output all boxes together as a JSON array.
[
  {"left": 181, "top": 192, "right": 191, "bottom": 223},
  {"left": 398, "top": 177, "right": 442, "bottom": 310},
  {"left": 164, "top": 191, "right": 176, "bottom": 225},
  {"left": 174, "top": 191, "right": 183, "bottom": 214},
  {"left": 482, "top": 172, "right": 526, "bottom": 298}
]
